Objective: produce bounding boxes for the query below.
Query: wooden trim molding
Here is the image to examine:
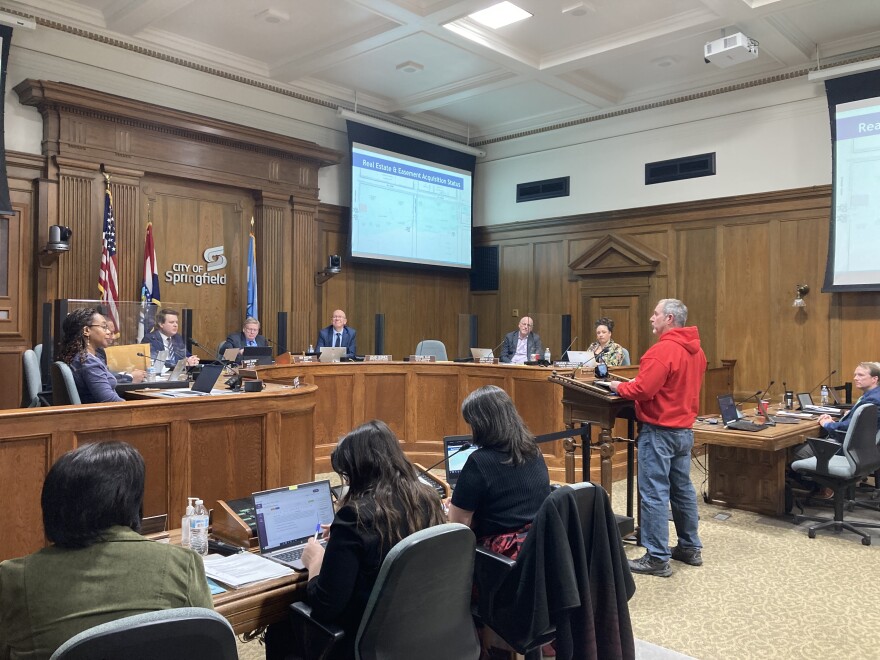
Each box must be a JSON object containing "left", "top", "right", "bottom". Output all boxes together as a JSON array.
[{"left": 569, "top": 233, "right": 662, "bottom": 277}]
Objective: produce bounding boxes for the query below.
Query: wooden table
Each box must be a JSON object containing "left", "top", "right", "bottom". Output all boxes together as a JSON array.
[
  {"left": 0, "top": 384, "right": 317, "bottom": 562},
  {"left": 694, "top": 413, "right": 820, "bottom": 515}
]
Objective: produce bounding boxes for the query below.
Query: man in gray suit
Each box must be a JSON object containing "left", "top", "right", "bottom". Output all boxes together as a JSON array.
[{"left": 500, "top": 316, "right": 543, "bottom": 364}]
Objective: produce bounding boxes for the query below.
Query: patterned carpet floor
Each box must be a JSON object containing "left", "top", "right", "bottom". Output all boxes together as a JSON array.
[{"left": 236, "top": 461, "right": 880, "bottom": 659}]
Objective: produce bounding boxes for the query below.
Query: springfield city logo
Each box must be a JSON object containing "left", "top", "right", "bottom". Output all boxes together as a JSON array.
[{"left": 166, "top": 246, "right": 228, "bottom": 286}]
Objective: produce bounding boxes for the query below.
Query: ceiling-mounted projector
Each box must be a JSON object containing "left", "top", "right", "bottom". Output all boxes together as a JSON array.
[{"left": 704, "top": 33, "right": 758, "bottom": 67}]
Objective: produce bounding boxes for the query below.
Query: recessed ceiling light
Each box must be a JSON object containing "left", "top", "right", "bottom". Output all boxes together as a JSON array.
[
  {"left": 469, "top": 2, "right": 532, "bottom": 30},
  {"left": 396, "top": 60, "right": 424, "bottom": 74}
]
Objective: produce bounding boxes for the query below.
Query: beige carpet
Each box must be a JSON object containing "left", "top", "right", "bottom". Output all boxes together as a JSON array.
[{"left": 235, "top": 463, "right": 880, "bottom": 659}]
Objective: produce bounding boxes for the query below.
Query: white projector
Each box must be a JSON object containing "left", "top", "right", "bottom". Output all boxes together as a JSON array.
[{"left": 704, "top": 33, "right": 758, "bottom": 68}]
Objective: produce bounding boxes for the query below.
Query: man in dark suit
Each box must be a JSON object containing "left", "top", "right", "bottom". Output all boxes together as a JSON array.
[
  {"left": 500, "top": 316, "right": 543, "bottom": 364},
  {"left": 218, "top": 317, "right": 269, "bottom": 358},
  {"left": 316, "top": 309, "right": 357, "bottom": 358},
  {"left": 144, "top": 308, "right": 199, "bottom": 369}
]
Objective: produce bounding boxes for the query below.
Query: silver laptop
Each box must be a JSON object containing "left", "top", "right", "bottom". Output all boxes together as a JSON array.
[
  {"left": 253, "top": 480, "right": 335, "bottom": 571},
  {"left": 222, "top": 348, "right": 241, "bottom": 361},
  {"left": 470, "top": 347, "right": 493, "bottom": 360},
  {"left": 319, "top": 346, "right": 346, "bottom": 362},
  {"left": 165, "top": 358, "right": 187, "bottom": 382},
  {"left": 566, "top": 350, "right": 595, "bottom": 365}
]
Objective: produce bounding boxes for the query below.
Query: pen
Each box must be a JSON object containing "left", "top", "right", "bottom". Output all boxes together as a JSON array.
[{"left": 314, "top": 522, "right": 321, "bottom": 541}]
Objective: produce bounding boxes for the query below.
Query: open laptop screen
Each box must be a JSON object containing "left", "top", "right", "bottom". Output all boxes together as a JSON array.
[
  {"left": 253, "top": 480, "right": 335, "bottom": 553},
  {"left": 443, "top": 435, "right": 477, "bottom": 488}
]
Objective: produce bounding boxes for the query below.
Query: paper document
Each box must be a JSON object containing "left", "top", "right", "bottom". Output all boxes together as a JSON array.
[
  {"left": 203, "top": 551, "right": 294, "bottom": 588},
  {"left": 775, "top": 411, "right": 814, "bottom": 419}
]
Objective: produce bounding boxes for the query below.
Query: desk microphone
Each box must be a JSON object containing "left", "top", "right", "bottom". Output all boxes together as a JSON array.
[
  {"left": 490, "top": 339, "right": 505, "bottom": 358},
  {"left": 757, "top": 379, "right": 775, "bottom": 402},
  {"left": 735, "top": 390, "right": 763, "bottom": 411},
  {"left": 561, "top": 336, "right": 578, "bottom": 360},
  {"left": 808, "top": 369, "right": 837, "bottom": 394},
  {"left": 136, "top": 352, "right": 161, "bottom": 369}
]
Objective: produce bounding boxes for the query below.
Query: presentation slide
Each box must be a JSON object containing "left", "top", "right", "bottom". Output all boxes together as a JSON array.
[
  {"left": 350, "top": 143, "right": 472, "bottom": 269},
  {"left": 832, "top": 96, "right": 880, "bottom": 287}
]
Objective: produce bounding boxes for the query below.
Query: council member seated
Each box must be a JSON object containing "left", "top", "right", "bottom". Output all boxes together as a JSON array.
[
  {"left": 817, "top": 362, "right": 880, "bottom": 438},
  {"left": 0, "top": 441, "right": 212, "bottom": 659},
  {"left": 218, "top": 316, "right": 268, "bottom": 358},
  {"left": 96, "top": 318, "right": 145, "bottom": 384},
  {"left": 59, "top": 307, "right": 124, "bottom": 403},
  {"left": 144, "top": 307, "right": 199, "bottom": 369},
  {"left": 499, "top": 316, "right": 543, "bottom": 364},
  {"left": 316, "top": 309, "right": 357, "bottom": 358},
  {"left": 585, "top": 316, "right": 629, "bottom": 366},
  {"left": 265, "top": 420, "right": 444, "bottom": 660}
]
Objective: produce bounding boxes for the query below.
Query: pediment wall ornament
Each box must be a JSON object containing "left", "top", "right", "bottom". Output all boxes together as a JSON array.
[{"left": 569, "top": 233, "right": 663, "bottom": 277}]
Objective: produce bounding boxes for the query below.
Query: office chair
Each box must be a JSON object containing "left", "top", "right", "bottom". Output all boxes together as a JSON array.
[
  {"left": 288, "top": 523, "right": 480, "bottom": 660},
  {"left": 620, "top": 347, "right": 631, "bottom": 366},
  {"left": 792, "top": 404, "right": 880, "bottom": 545},
  {"left": 50, "top": 361, "right": 81, "bottom": 405},
  {"left": 414, "top": 340, "right": 448, "bottom": 361},
  {"left": 472, "top": 482, "right": 635, "bottom": 660},
  {"left": 49, "top": 607, "right": 238, "bottom": 660},
  {"left": 22, "top": 349, "right": 49, "bottom": 407}
]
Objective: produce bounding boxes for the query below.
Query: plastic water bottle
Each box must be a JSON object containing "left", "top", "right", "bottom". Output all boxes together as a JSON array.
[
  {"left": 544, "top": 348, "right": 551, "bottom": 362},
  {"left": 146, "top": 366, "right": 157, "bottom": 382},
  {"left": 307, "top": 344, "right": 314, "bottom": 354},
  {"left": 820, "top": 385, "right": 829, "bottom": 406},
  {"left": 181, "top": 497, "right": 195, "bottom": 548},
  {"left": 189, "top": 499, "right": 209, "bottom": 556}
]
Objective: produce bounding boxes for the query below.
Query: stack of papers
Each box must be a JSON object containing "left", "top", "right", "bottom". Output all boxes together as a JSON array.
[{"left": 203, "top": 552, "right": 294, "bottom": 588}]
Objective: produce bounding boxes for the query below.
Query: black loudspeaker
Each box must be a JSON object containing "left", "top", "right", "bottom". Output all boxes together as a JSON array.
[
  {"left": 374, "top": 314, "right": 385, "bottom": 355},
  {"left": 244, "top": 380, "right": 264, "bottom": 392},
  {"left": 561, "top": 315, "right": 572, "bottom": 358},
  {"left": 183, "top": 308, "right": 193, "bottom": 353},
  {"left": 276, "top": 311, "right": 288, "bottom": 354},
  {"left": 469, "top": 315, "right": 478, "bottom": 350}
]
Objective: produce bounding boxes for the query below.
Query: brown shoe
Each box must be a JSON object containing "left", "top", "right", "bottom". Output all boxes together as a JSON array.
[{"left": 815, "top": 487, "right": 834, "bottom": 500}]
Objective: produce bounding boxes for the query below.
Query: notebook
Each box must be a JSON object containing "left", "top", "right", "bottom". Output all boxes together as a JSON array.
[
  {"left": 717, "top": 394, "right": 767, "bottom": 432},
  {"left": 253, "top": 480, "right": 335, "bottom": 571},
  {"left": 443, "top": 435, "right": 477, "bottom": 489},
  {"left": 470, "top": 348, "right": 493, "bottom": 360}
]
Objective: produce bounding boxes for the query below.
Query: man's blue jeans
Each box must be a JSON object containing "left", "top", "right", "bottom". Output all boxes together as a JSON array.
[{"left": 637, "top": 423, "right": 702, "bottom": 561}]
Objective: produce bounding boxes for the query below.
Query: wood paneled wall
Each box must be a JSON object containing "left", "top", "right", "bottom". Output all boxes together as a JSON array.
[{"left": 473, "top": 187, "right": 880, "bottom": 397}]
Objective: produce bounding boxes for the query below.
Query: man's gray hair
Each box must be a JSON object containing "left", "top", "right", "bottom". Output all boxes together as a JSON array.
[
  {"left": 243, "top": 317, "right": 260, "bottom": 328},
  {"left": 659, "top": 299, "right": 688, "bottom": 327}
]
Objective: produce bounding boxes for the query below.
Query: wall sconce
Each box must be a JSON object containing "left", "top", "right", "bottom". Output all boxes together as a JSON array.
[
  {"left": 315, "top": 254, "right": 342, "bottom": 285},
  {"left": 793, "top": 284, "right": 809, "bottom": 308},
  {"left": 39, "top": 225, "right": 73, "bottom": 268}
]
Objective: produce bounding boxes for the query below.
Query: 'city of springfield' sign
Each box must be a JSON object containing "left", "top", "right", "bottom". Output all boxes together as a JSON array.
[{"left": 165, "top": 245, "right": 227, "bottom": 286}]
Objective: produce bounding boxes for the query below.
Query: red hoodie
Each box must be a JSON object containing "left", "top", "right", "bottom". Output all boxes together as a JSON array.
[{"left": 616, "top": 326, "right": 707, "bottom": 428}]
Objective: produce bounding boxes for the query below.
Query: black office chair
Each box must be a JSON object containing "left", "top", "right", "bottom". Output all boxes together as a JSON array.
[
  {"left": 792, "top": 404, "right": 880, "bottom": 545},
  {"left": 48, "top": 607, "right": 238, "bottom": 660},
  {"left": 50, "top": 361, "right": 81, "bottom": 405},
  {"left": 473, "top": 482, "right": 636, "bottom": 660},
  {"left": 288, "top": 523, "right": 480, "bottom": 660}
]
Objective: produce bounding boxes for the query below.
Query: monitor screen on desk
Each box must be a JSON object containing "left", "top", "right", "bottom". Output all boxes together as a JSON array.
[{"left": 319, "top": 346, "right": 346, "bottom": 363}]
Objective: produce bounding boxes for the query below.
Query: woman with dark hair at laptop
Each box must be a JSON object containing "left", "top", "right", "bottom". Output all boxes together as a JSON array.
[
  {"left": 58, "top": 307, "right": 124, "bottom": 403},
  {"left": 447, "top": 385, "right": 552, "bottom": 657},
  {"left": 265, "top": 420, "right": 445, "bottom": 659},
  {"left": 0, "top": 441, "right": 212, "bottom": 659}
]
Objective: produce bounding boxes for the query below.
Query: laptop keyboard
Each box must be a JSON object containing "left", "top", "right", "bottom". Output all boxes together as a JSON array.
[{"left": 274, "top": 547, "right": 304, "bottom": 563}]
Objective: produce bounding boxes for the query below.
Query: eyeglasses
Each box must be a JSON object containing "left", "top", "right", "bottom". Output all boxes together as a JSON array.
[{"left": 89, "top": 324, "right": 110, "bottom": 331}]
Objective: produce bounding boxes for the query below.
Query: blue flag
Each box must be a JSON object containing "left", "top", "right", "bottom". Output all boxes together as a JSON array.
[{"left": 246, "top": 230, "right": 258, "bottom": 320}]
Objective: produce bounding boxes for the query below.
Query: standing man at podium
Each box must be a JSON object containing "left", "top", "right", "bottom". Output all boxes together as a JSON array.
[
  {"left": 608, "top": 299, "right": 706, "bottom": 577},
  {"left": 317, "top": 309, "right": 357, "bottom": 358}
]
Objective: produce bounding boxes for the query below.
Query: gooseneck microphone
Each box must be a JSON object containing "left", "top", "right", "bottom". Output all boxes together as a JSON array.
[
  {"left": 136, "top": 352, "right": 161, "bottom": 369},
  {"left": 757, "top": 380, "right": 775, "bottom": 402},
  {"left": 418, "top": 442, "right": 473, "bottom": 475},
  {"left": 808, "top": 369, "right": 837, "bottom": 394},
  {"left": 561, "top": 336, "right": 579, "bottom": 360},
  {"left": 188, "top": 337, "right": 214, "bottom": 356},
  {"left": 735, "top": 390, "right": 763, "bottom": 408},
  {"left": 490, "top": 339, "right": 505, "bottom": 357}
]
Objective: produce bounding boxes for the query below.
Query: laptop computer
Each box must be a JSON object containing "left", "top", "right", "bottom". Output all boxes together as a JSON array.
[
  {"left": 253, "top": 480, "right": 335, "bottom": 571},
  {"left": 242, "top": 346, "right": 273, "bottom": 364},
  {"left": 565, "top": 350, "right": 596, "bottom": 366},
  {"left": 755, "top": 399, "right": 800, "bottom": 425},
  {"left": 797, "top": 392, "right": 842, "bottom": 415},
  {"left": 165, "top": 358, "right": 188, "bottom": 382},
  {"left": 319, "top": 346, "right": 346, "bottom": 363},
  {"left": 443, "top": 435, "right": 478, "bottom": 490},
  {"left": 154, "top": 363, "right": 225, "bottom": 397},
  {"left": 470, "top": 348, "right": 493, "bottom": 360},
  {"left": 717, "top": 394, "right": 767, "bottom": 432}
]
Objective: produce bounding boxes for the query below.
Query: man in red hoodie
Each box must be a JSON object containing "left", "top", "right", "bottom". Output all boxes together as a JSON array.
[{"left": 608, "top": 299, "right": 707, "bottom": 577}]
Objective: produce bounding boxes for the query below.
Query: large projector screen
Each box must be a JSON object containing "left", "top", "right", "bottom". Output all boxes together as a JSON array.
[
  {"left": 345, "top": 121, "right": 476, "bottom": 271},
  {"left": 823, "top": 69, "right": 880, "bottom": 291}
]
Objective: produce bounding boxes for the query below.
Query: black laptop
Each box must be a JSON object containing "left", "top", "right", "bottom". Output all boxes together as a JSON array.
[
  {"left": 717, "top": 394, "right": 767, "bottom": 432},
  {"left": 443, "top": 435, "right": 478, "bottom": 489},
  {"left": 153, "top": 363, "right": 224, "bottom": 397},
  {"left": 241, "top": 346, "right": 274, "bottom": 365}
]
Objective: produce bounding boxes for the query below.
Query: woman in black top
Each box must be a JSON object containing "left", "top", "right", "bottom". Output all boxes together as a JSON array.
[
  {"left": 448, "top": 385, "right": 550, "bottom": 555},
  {"left": 299, "top": 420, "right": 446, "bottom": 657}
]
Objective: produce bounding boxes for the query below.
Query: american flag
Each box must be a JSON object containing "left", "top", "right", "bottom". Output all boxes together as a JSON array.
[{"left": 98, "top": 182, "right": 120, "bottom": 328}]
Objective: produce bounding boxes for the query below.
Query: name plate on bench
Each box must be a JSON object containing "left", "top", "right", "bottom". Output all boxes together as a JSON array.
[
  {"left": 292, "top": 355, "right": 318, "bottom": 363},
  {"left": 409, "top": 354, "right": 436, "bottom": 362},
  {"left": 478, "top": 356, "right": 499, "bottom": 364},
  {"left": 364, "top": 354, "right": 392, "bottom": 361}
]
